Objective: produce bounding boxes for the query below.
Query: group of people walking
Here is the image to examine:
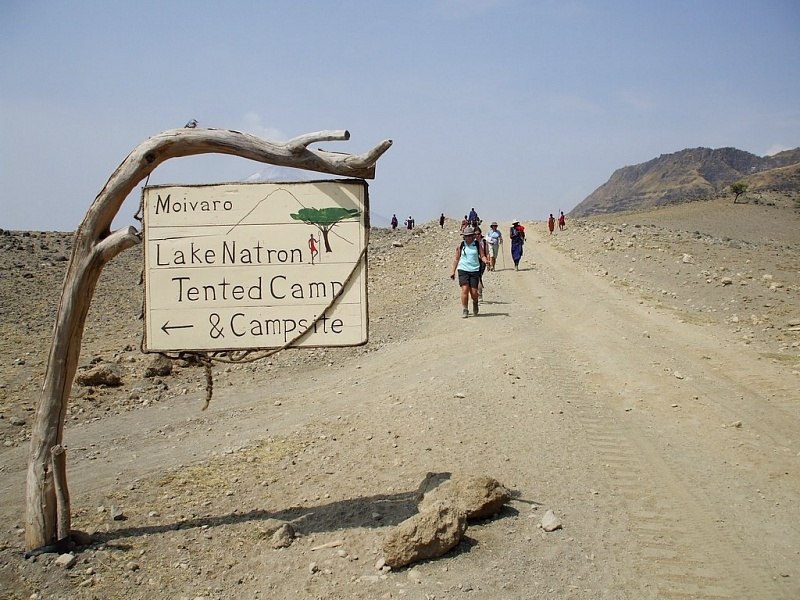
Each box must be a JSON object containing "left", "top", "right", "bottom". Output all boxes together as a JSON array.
[
  {"left": 391, "top": 209, "right": 568, "bottom": 318},
  {"left": 391, "top": 214, "right": 416, "bottom": 230},
  {"left": 450, "top": 210, "right": 569, "bottom": 317},
  {"left": 547, "top": 211, "right": 566, "bottom": 233},
  {"left": 450, "top": 213, "right": 527, "bottom": 318}
]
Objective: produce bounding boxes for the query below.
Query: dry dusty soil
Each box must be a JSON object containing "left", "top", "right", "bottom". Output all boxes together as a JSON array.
[{"left": 1, "top": 192, "right": 799, "bottom": 599}]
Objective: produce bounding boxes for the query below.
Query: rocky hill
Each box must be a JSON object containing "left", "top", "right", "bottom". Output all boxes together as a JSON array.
[{"left": 571, "top": 146, "right": 800, "bottom": 217}]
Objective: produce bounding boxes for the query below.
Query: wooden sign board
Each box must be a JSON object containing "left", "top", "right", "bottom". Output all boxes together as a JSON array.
[{"left": 142, "top": 180, "right": 369, "bottom": 352}]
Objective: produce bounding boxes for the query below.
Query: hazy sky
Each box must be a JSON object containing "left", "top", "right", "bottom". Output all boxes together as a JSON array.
[{"left": 2, "top": 0, "right": 798, "bottom": 230}]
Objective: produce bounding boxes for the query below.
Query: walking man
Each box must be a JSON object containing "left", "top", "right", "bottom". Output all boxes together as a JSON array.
[
  {"left": 510, "top": 220, "right": 525, "bottom": 270},
  {"left": 487, "top": 221, "right": 502, "bottom": 271}
]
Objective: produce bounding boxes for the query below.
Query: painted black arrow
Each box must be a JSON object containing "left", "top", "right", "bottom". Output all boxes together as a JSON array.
[{"left": 161, "top": 322, "right": 194, "bottom": 335}]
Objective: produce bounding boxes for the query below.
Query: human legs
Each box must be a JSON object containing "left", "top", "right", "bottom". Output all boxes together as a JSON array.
[
  {"left": 458, "top": 271, "right": 481, "bottom": 317},
  {"left": 459, "top": 283, "right": 470, "bottom": 307},
  {"left": 459, "top": 283, "right": 470, "bottom": 317},
  {"left": 511, "top": 243, "right": 522, "bottom": 270}
]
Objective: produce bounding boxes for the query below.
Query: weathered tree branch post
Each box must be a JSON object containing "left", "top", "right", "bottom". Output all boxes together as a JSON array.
[{"left": 25, "top": 128, "right": 392, "bottom": 551}]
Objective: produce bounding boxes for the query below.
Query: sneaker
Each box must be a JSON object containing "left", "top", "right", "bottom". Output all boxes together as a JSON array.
[
  {"left": 473, "top": 301, "right": 479, "bottom": 316},
  {"left": 462, "top": 307, "right": 469, "bottom": 318}
]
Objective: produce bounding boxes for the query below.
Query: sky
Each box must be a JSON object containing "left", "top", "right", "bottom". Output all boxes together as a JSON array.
[{"left": 1, "top": 0, "right": 799, "bottom": 231}]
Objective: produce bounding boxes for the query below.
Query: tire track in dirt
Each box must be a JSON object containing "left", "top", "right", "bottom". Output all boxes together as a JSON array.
[
  {"left": 522, "top": 340, "right": 756, "bottom": 599},
  {"left": 531, "top": 229, "right": 800, "bottom": 597},
  {"left": 489, "top": 230, "right": 792, "bottom": 598},
  {"left": 569, "top": 390, "right": 749, "bottom": 599}
]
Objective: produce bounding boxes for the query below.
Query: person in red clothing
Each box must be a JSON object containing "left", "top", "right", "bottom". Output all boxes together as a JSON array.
[
  {"left": 548, "top": 214, "right": 556, "bottom": 234},
  {"left": 558, "top": 211, "right": 566, "bottom": 230},
  {"left": 308, "top": 234, "right": 319, "bottom": 264}
]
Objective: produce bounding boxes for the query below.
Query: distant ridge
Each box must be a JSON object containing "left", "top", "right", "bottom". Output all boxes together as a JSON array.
[{"left": 571, "top": 146, "right": 800, "bottom": 217}]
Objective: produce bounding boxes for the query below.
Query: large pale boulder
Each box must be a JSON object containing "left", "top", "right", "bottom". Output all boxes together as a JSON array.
[
  {"left": 418, "top": 474, "right": 511, "bottom": 521},
  {"left": 382, "top": 500, "right": 466, "bottom": 568}
]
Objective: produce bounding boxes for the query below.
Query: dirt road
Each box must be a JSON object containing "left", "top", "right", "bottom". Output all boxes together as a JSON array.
[
  {"left": 1, "top": 217, "right": 798, "bottom": 599},
  {"left": 492, "top": 231, "right": 799, "bottom": 598}
]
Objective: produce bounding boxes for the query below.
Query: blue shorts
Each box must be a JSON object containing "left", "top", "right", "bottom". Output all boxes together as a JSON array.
[{"left": 457, "top": 270, "right": 481, "bottom": 288}]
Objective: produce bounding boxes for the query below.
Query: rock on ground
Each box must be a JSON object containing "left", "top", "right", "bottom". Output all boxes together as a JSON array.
[
  {"left": 416, "top": 473, "right": 511, "bottom": 521},
  {"left": 383, "top": 500, "right": 467, "bottom": 568}
]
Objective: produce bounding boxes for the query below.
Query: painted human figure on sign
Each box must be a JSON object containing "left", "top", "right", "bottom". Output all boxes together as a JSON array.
[{"left": 308, "top": 233, "right": 319, "bottom": 264}]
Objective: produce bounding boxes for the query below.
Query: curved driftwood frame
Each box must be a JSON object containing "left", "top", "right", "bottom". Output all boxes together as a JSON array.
[{"left": 25, "top": 128, "right": 392, "bottom": 551}]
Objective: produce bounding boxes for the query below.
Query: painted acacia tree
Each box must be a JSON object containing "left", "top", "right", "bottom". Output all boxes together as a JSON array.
[
  {"left": 25, "top": 127, "right": 392, "bottom": 552},
  {"left": 290, "top": 207, "right": 361, "bottom": 252}
]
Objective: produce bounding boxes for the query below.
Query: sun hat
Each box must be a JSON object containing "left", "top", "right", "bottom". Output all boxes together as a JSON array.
[
  {"left": 462, "top": 226, "right": 476, "bottom": 236},
  {"left": 512, "top": 219, "right": 520, "bottom": 224},
  {"left": 490, "top": 221, "right": 498, "bottom": 226}
]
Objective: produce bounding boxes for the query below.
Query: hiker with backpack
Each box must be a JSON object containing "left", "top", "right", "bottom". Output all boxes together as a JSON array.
[{"left": 450, "top": 225, "right": 489, "bottom": 318}]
